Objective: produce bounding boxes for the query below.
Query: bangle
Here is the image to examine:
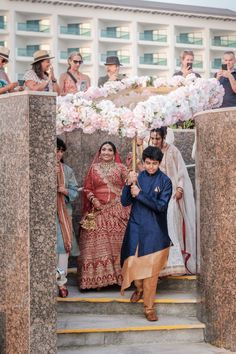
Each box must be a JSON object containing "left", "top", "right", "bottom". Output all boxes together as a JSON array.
[{"left": 52, "top": 79, "right": 57, "bottom": 83}]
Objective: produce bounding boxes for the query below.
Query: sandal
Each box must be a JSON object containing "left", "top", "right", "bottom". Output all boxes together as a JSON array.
[
  {"left": 130, "top": 290, "right": 143, "bottom": 303},
  {"left": 145, "top": 309, "right": 158, "bottom": 322},
  {"left": 58, "top": 285, "right": 68, "bottom": 298}
]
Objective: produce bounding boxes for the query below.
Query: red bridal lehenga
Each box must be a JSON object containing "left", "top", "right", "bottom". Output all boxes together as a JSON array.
[{"left": 78, "top": 154, "right": 130, "bottom": 289}]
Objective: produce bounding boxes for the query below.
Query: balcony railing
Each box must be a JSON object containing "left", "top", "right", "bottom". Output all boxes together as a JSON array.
[
  {"left": 176, "top": 59, "right": 203, "bottom": 68},
  {"left": 212, "top": 38, "right": 236, "bottom": 47},
  {"left": 211, "top": 60, "right": 222, "bottom": 69},
  {"left": 17, "top": 48, "right": 37, "bottom": 57},
  {"left": 176, "top": 36, "right": 203, "bottom": 45},
  {"left": 17, "top": 23, "right": 50, "bottom": 33},
  {"left": 0, "top": 21, "right": 7, "bottom": 30},
  {"left": 139, "top": 33, "right": 167, "bottom": 42},
  {"left": 140, "top": 57, "right": 167, "bottom": 66},
  {"left": 60, "top": 26, "right": 91, "bottom": 37},
  {"left": 60, "top": 51, "right": 91, "bottom": 62},
  {"left": 101, "top": 53, "right": 130, "bottom": 64},
  {"left": 101, "top": 30, "right": 130, "bottom": 40}
]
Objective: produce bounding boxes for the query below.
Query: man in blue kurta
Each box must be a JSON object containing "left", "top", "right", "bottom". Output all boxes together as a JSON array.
[{"left": 120, "top": 146, "right": 172, "bottom": 321}]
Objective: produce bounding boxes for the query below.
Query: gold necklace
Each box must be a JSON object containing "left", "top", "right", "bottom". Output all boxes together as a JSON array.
[{"left": 99, "top": 161, "right": 115, "bottom": 175}]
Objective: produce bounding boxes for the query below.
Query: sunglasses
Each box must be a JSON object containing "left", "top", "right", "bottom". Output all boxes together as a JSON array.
[{"left": 73, "top": 60, "right": 83, "bottom": 64}]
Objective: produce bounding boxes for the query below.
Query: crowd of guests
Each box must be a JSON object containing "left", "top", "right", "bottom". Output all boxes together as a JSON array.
[
  {"left": 1, "top": 44, "right": 236, "bottom": 321},
  {"left": 1, "top": 45, "right": 236, "bottom": 107}
]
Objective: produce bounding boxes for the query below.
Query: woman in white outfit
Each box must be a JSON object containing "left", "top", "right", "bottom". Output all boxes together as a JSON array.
[{"left": 149, "top": 128, "right": 196, "bottom": 275}]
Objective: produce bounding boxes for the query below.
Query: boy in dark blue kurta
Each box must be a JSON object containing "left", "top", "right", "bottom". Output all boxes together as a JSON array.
[{"left": 120, "top": 146, "right": 172, "bottom": 321}]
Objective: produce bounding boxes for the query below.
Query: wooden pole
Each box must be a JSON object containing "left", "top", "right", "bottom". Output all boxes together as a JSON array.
[{"left": 132, "top": 135, "right": 137, "bottom": 171}]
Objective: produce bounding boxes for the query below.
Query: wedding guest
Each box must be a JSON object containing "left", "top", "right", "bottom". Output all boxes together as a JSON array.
[
  {"left": 216, "top": 51, "right": 236, "bottom": 107},
  {"left": 98, "top": 56, "right": 125, "bottom": 87},
  {"left": 0, "top": 46, "right": 21, "bottom": 94},
  {"left": 121, "top": 146, "right": 172, "bottom": 321},
  {"left": 78, "top": 141, "right": 130, "bottom": 290},
  {"left": 149, "top": 128, "right": 196, "bottom": 276},
  {"left": 57, "top": 138, "right": 80, "bottom": 297},
  {"left": 174, "top": 50, "right": 201, "bottom": 78},
  {"left": 59, "top": 52, "right": 90, "bottom": 96},
  {"left": 24, "top": 50, "right": 60, "bottom": 94}
]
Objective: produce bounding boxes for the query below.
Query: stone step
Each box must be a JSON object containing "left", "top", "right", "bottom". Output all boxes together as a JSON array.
[
  {"left": 57, "top": 314, "right": 205, "bottom": 348},
  {"left": 57, "top": 286, "right": 198, "bottom": 316},
  {"left": 67, "top": 267, "right": 197, "bottom": 290},
  {"left": 58, "top": 342, "right": 232, "bottom": 354}
]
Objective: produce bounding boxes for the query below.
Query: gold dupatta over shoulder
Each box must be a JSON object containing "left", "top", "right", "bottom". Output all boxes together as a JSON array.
[{"left": 57, "top": 162, "right": 72, "bottom": 253}]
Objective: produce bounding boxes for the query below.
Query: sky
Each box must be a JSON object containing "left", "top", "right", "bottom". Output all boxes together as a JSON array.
[{"left": 147, "top": 0, "right": 236, "bottom": 11}]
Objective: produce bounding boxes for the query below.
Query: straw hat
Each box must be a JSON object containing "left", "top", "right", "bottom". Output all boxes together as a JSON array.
[
  {"left": 31, "top": 50, "right": 54, "bottom": 64},
  {"left": 0, "top": 46, "right": 10, "bottom": 62}
]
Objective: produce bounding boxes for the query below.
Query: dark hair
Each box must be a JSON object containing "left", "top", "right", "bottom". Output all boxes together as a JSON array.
[
  {"left": 150, "top": 127, "right": 167, "bottom": 139},
  {"left": 57, "top": 138, "right": 67, "bottom": 151},
  {"left": 32, "top": 60, "right": 48, "bottom": 80},
  {"left": 142, "top": 146, "right": 163, "bottom": 163},
  {"left": 99, "top": 141, "right": 117, "bottom": 154}
]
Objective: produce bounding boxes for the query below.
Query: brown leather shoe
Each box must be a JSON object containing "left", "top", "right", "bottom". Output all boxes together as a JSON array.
[
  {"left": 145, "top": 309, "right": 158, "bottom": 321},
  {"left": 130, "top": 290, "right": 143, "bottom": 303}
]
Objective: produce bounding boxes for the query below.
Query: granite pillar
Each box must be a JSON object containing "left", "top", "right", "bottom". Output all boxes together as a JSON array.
[
  {"left": 195, "top": 108, "right": 236, "bottom": 351},
  {"left": 0, "top": 92, "right": 57, "bottom": 354}
]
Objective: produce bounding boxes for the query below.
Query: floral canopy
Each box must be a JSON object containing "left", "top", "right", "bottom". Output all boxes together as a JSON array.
[{"left": 56, "top": 74, "right": 224, "bottom": 138}]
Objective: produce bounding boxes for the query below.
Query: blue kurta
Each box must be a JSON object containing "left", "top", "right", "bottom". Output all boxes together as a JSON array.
[
  {"left": 121, "top": 169, "right": 172, "bottom": 266},
  {"left": 57, "top": 163, "right": 80, "bottom": 255}
]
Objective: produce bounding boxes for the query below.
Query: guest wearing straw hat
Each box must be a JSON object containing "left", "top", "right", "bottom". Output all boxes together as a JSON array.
[
  {"left": 0, "top": 46, "right": 19, "bottom": 94},
  {"left": 24, "top": 50, "right": 60, "bottom": 94},
  {"left": 98, "top": 55, "right": 125, "bottom": 87}
]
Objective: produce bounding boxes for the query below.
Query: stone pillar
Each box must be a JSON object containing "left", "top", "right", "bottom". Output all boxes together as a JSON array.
[
  {"left": 0, "top": 92, "right": 57, "bottom": 354},
  {"left": 195, "top": 108, "right": 236, "bottom": 351}
]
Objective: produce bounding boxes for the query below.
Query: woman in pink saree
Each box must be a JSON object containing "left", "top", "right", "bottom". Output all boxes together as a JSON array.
[{"left": 78, "top": 141, "right": 130, "bottom": 289}]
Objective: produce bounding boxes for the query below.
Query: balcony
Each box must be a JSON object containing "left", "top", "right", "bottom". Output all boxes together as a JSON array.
[
  {"left": 211, "top": 59, "right": 222, "bottom": 69},
  {"left": 60, "top": 26, "right": 91, "bottom": 37},
  {"left": 60, "top": 51, "right": 91, "bottom": 62},
  {"left": 101, "top": 53, "right": 130, "bottom": 64},
  {"left": 17, "top": 23, "right": 50, "bottom": 33},
  {"left": 139, "top": 32, "right": 167, "bottom": 43},
  {"left": 101, "top": 29, "right": 130, "bottom": 40},
  {"left": 17, "top": 48, "right": 36, "bottom": 57},
  {"left": 212, "top": 37, "right": 236, "bottom": 48},
  {"left": 176, "top": 36, "right": 203, "bottom": 45},
  {"left": 176, "top": 58, "right": 203, "bottom": 69},
  {"left": 0, "top": 21, "right": 7, "bottom": 30},
  {"left": 140, "top": 57, "right": 167, "bottom": 66}
]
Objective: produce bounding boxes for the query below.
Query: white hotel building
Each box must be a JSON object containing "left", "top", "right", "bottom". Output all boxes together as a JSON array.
[{"left": 1, "top": 0, "right": 236, "bottom": 84}]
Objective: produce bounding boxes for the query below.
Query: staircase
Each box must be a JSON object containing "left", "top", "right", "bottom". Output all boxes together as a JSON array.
[{"left": 57, "top": 270, "right": 229, "bottom": 354}]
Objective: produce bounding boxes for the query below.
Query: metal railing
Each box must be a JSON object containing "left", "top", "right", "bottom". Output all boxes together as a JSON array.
[
  {"left": 176, "top": 36, "right": 203, "bottom": 45},
  {"left": 60, "top": 26, "right": 91, "bottom": 36},
  {"left": 60, "top": 51, "right": 91, "bottom": 61},
  {"left": 17, "top": 23, "right": 50, "bottom": 33},
  {"left": 101, "top": 29, "right": 130, "bottom": 40},
  {"left": 212, "top": 38, "right": 236, "bottom": 47},
  {"left": 140, "top": 57, "right": 167, "bottom": 66},
  {"left": 139, "top": 32, "right": 167, "bottom": 42}
]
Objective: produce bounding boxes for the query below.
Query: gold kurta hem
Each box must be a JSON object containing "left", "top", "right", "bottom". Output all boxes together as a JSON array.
[{"left": 121, "top": 247, "right": 170, "bottom": 294}]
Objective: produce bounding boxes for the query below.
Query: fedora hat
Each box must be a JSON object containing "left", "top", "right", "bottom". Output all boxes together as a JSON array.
[
  {"left": 0, "top": 46, "right": 10, "bottom": 62},
  {"left": 104, "top": 56, "right": 122, "bottom": 66},
  {"left": 31, "top": 50, "right": 54, "bottom": 64}
]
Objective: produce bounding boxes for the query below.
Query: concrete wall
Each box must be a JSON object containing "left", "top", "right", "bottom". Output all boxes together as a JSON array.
[
  {"left": 0, "top": 92, "right": 57, "bottom": 354},
  {"left": 195, "top": 108, "right": 236, "bottom": 351}
]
